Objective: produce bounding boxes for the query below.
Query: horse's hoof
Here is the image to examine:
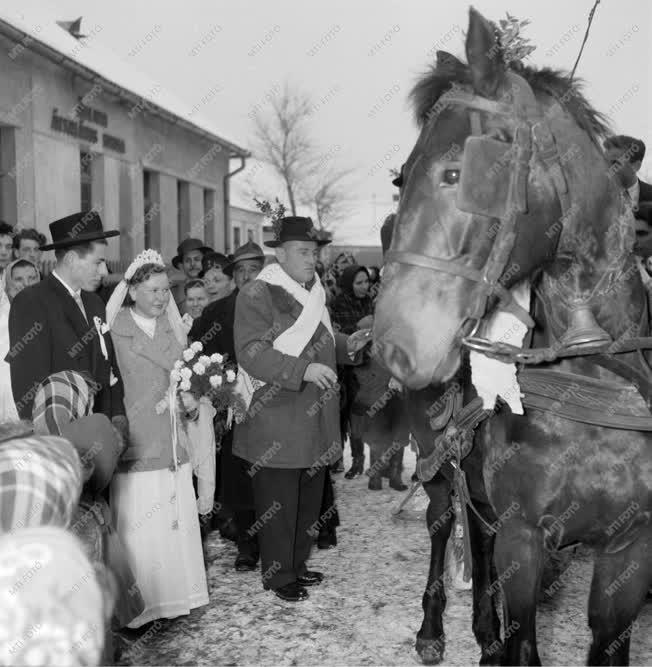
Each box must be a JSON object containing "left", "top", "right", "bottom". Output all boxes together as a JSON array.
[{"left": 415, "top": 636, "right": 445, "bottom": 665}]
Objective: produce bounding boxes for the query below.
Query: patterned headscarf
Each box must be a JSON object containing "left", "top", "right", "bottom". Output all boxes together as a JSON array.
[
  {"left": 32, "top": 371, "right": 94, "bottom": 436},
  {"left": 0, "top": 525, "right": 110, "bottom": 666},
  {"left": 0, "top": 434, "right": 82, "bottom": 533}
]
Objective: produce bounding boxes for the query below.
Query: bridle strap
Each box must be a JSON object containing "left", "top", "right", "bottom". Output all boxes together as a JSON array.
[{"left": 385, "top": 251, "right": 482, "bottom": 282}]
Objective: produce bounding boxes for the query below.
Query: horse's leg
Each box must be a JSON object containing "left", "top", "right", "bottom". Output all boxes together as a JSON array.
[
  {"left": 494, "top": 518, "right": 543, "bottom": 666},
  {"left": 416, "top": 473, "right": 454, "bottom": 665},
  {"left": 586, "top": 532, "right": 651, "bottom": 666},
  {"left": 466, "top": 504, "right": 503, "bottom": 665}
]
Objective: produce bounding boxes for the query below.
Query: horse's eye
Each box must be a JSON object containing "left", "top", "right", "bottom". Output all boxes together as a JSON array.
[{"left": 442, "top": 169, "right": 460, "bottom": 185}]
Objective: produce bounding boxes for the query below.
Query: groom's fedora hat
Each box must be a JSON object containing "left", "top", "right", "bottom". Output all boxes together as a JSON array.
[
  {"left": 40, "top": 210, "right": 120, "bottom": 251},
  {"left": 264, "top": 216, "right": 331, "bottom": 248}
]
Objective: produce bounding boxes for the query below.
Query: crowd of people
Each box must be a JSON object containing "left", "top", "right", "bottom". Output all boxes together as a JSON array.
[
  {"left": 0, "top": 203, "right": 407, "bottom": 663},
  {"left": 0, "top": 129, "right": 650, "bottom": 664}
]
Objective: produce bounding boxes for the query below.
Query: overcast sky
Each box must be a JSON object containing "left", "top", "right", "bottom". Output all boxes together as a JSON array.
[{"left": 17, "top": 0, "right": 652, "bottom": 245}]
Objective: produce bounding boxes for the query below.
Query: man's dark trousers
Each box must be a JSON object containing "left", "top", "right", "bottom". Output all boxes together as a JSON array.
[{"left": 251, "top": 466, "right": 326, "bottom": 590}]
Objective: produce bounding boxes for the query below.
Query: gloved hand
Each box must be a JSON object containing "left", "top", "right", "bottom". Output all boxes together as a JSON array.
[{"left": 347, "top": 328, "right": 372, "bottom": 359}]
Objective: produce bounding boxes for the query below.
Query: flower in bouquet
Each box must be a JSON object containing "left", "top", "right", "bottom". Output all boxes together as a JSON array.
[
  {"left": 226, "top": 369, "right": 236, "bottom": 383},
  {"left": 190, "top": 341, "right": 203, "bottom": 353},
  {"left": 198, "top": 355, "right": 211, "bottom": 366},
  {"left": 180, "top": 379, "right": 191, "bottom": 391},
  {"left": 209, "top": 375, "right": 223, "bottom": 388},
  {"left": 192, "top": 362, "right": 206, "bottom": 376},
  {"left": 183, "top": 348, "right": 195, "bottom": 362},
  {"left": 210, "top": 353, "right": 223, "bottom": 364}
]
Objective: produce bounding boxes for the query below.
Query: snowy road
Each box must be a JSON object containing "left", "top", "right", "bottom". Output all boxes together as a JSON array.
[{"left": 119, "top": 447, "right": 652, "bottom": 666}]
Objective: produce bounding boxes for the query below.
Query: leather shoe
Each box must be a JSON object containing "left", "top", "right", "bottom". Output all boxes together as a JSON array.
[
  {"left": 273, "top": 582, "right": 309, "bottom": 602},
  {"left": 234, "top": 553, "right": 258, "bottom": 572},
  {"left": 297, "top": 570, "right": 324, "bottom": 586}
]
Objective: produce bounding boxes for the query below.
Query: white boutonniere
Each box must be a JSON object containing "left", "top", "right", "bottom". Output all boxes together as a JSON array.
[{"left": 93, "top": 315, "right": 109, "bottom": 361}]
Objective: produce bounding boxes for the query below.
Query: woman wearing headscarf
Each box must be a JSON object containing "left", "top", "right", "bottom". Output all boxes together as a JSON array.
[
  {"left": 31, "top": 369, "right": 143, "bottom": 659},
  {"left": 0, "top": 259, "right": 40, "bottom": 421},
  {"left": 0, "top": 525, "right": 114, "bottom": 666},
  {"left": 106, "top": 249, "right": 209, "bottom": 628},
  {"left": 0, "top": 425, "right": 82, "bottom": 534},
  {"left": 329, "top": 265, "right": 374, "bottom": 478}
]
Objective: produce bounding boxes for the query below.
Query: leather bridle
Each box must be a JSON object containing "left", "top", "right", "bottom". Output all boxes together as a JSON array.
[{"left": 385, "top": 72, "right": 572, "bottom": 350}]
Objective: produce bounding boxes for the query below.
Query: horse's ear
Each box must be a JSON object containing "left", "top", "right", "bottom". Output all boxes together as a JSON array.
[
  {"left": 436, "top": 51, "right": 464, "bottom": 68},
  {"left": 465, "top": 7, "right": 505, "bottom": 97}
]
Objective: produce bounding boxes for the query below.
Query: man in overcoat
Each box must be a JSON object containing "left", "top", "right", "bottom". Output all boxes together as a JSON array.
[
  {"left": 233, "top": 217, "right": 365, "bottom": 602},
  {"left": 7, "top": 211, "right": 126, "bottom": 435},
  {"left": 190, "top": 241, "right": 266, "bottom": 569}
]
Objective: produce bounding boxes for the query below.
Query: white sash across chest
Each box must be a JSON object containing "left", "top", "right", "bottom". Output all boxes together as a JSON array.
[{"left": 236, "top": 263, "right": 334, "bottom": 414}]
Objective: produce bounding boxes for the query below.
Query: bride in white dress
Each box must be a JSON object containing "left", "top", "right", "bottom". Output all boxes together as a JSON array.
[{"left": 106, "top": 250, "right": 209, "bottom": 628}]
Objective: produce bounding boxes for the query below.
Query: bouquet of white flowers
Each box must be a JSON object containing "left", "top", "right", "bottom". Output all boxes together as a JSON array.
[{"left": 171, "top": 341, "right": 242, "bottom": 422}]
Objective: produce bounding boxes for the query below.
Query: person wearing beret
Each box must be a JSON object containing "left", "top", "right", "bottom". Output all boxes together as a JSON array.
[
  {"left": 6, "top": 211, "right": 127, "bottom": 442},
  {"left": 233, "top": 217, "right": 368, "bottom": 602},
  {"left": 170, "top": 237, "right": 213, "bottom": 311},
  {"left": 199, "top": 251, "right": 234, "bottom": 304}
]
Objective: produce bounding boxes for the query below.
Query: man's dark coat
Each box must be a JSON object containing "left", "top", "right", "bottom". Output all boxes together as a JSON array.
[
  {"left": 7, "top": 274, "right": 125, "bottom": 420},
  {"left": 234, "top": 279, "right": 351, "bottom": 469},
  {"left": 189, "top": 290, "right": 238, "bottom": 362}
]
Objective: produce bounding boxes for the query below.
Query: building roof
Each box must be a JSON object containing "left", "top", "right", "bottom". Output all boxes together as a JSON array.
[{"left": 0, "top": 6, "right": 249, "bottom": 157}]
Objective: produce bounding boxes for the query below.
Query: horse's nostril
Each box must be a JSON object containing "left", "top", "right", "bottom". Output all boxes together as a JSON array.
[{"left": 382, "top": 342, "right": 415, "bottom": 380}]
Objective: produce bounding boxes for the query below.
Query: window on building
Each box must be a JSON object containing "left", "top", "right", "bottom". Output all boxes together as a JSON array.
[
  {"left": 247, "top": 228, "right": 254, "bottom": 242},
  {"left": 80, "top": 151, "right": 93, "bottom": 211},
  {"left": 233, "top": 226, "right": 241, "bottom": 249}
]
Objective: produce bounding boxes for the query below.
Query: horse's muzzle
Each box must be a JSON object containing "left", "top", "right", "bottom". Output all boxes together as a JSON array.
[{"left": 378, "top": 340, "right": 416, "bottom": 384}]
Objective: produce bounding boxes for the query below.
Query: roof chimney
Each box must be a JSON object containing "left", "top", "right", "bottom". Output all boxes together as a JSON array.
[{"left": 56, "top": 17, "right": 87, "bottom": 39}]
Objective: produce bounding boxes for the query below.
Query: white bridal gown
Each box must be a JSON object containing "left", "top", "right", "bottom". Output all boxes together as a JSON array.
[{"left": 110, "top": 309, "right": 208, "bottom": 628}]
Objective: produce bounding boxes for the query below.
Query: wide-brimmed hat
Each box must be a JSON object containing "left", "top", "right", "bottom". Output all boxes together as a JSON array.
[
  {"left": 172, "top": 238, "right": 213, "bottom": 269},
  {"left": 264, "top": 216, "right": 331, "bottom": 248},
  {"left": 40, "top": 211, "right": 120, "bottom": 251},
  {"left": 224, "top": 241, "right": 265, "bottom": 276}
]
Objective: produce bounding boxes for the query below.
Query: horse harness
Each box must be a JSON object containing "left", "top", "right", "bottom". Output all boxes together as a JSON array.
[{"left": 385, "top": 71, "right": 652, "bottom": 364}]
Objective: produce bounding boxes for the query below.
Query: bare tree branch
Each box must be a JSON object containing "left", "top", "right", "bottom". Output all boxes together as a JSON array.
[
  {"left": 301, "top": 167, "right": 356, "bottom": 230},
  {"left": 252, "top": 83, "right": 314, "bottom": 216},
  {"left": 251, "top": 81, "right": 355, "bottom": 227}
]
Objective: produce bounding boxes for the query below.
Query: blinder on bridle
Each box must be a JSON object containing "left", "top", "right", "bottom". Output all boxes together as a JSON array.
[{"left": 385, "top": 71, "right": 572, "bottom": 346}]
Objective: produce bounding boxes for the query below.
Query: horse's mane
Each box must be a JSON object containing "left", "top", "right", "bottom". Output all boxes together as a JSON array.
[{"left": 410, "top": 57, "right": 610, "bottom": 143}]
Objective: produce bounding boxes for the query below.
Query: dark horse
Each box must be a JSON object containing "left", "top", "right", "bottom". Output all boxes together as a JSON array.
[
  {"left": 375, "top": 8, "right": 652, "bottom": 666},
  {"left": 404, "top": 372, "right": 504, "bottom": 665}
]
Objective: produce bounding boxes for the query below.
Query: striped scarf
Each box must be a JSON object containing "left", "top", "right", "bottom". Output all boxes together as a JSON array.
[
  {"left": 0, "top": 435, "right": 82, "bottom": 533},
  {"left": 32, "top": 370, "right": 94, "bottom": 435}
]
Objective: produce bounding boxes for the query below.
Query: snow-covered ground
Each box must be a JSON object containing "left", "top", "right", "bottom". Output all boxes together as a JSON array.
[{"left": 119, "top": 447, "right": 652, "bottom": 666}]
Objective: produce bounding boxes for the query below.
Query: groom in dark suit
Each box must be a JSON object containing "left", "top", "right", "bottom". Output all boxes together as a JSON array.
[{"left": 7, "top": 211, "right": 126, "bottom": 436}]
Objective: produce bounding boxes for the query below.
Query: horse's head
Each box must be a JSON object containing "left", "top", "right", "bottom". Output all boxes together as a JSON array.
[{"left": 374, "top": 7, "right": 616, "bottom": 389}]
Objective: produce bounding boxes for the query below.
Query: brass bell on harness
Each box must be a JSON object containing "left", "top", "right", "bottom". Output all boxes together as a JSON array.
[{"left": 560, "top": 301, "right": 612, "bottom": 350}]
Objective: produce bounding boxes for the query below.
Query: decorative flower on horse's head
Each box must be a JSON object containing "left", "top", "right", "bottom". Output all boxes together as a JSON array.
[{"left": 493, "top": 13, "right": 536, "bottom": 68}]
